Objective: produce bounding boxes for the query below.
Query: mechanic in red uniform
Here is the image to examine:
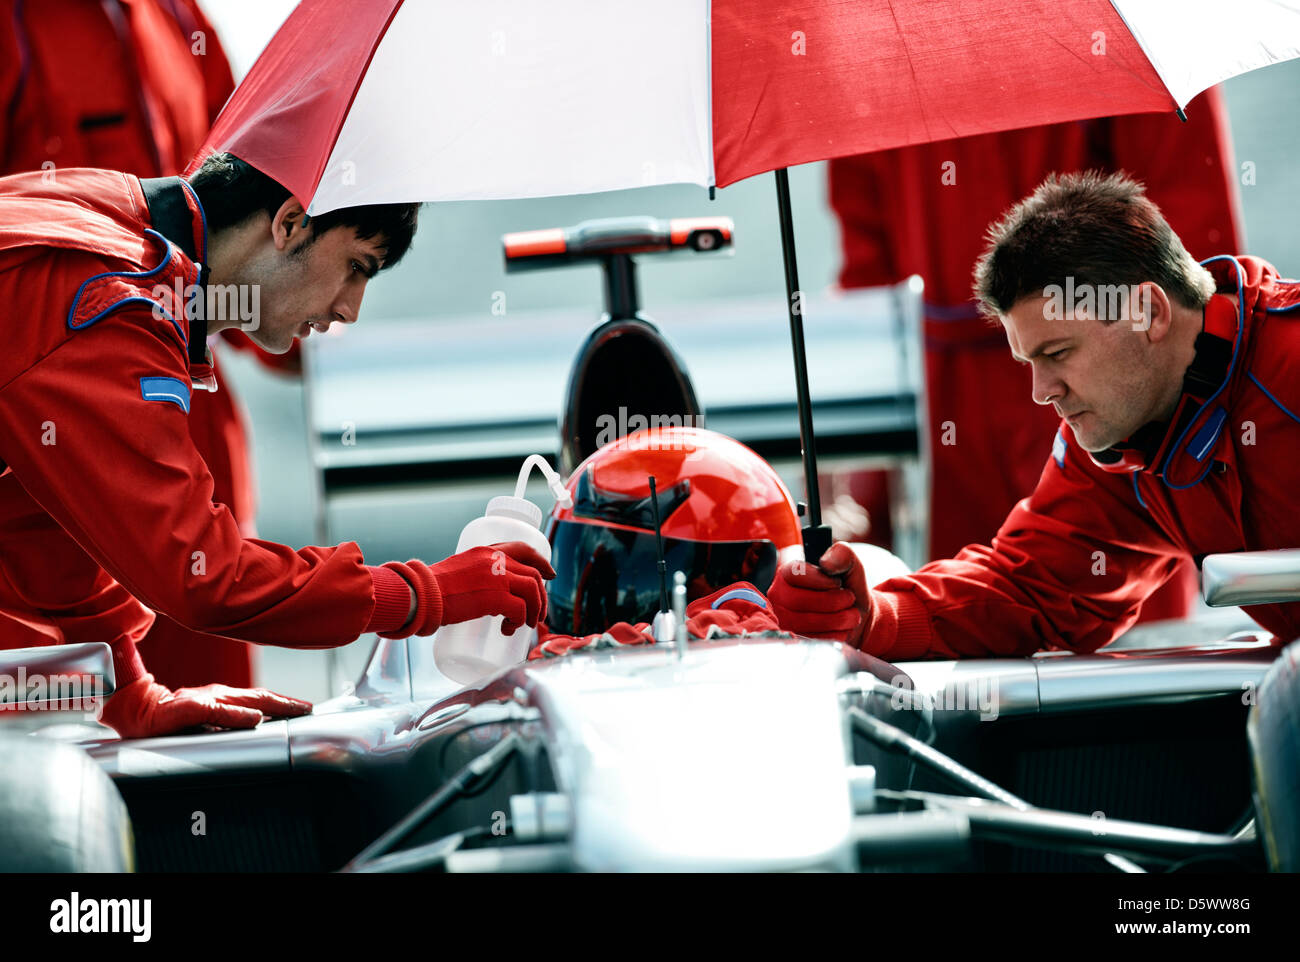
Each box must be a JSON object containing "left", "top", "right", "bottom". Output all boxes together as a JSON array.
[
  {"left": 770, "top": 171, "right": 1300, "bottom": 658},
  {"left": 0, "top": 153, "right": 554, "bottom": 737},
  {"left": 828, "top": 88, "right": 1244, "bottom": 622},
  {"left": 1, "top": 0, "right": 296, "bottom": 688}
]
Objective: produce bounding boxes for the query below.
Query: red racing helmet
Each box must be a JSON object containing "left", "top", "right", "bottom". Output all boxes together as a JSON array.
[{"left": 546, "top": 426, "right": 802, "bottom": 634}]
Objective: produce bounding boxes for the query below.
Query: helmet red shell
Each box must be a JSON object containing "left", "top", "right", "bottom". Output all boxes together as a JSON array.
[
  {"left": 550, "top": 426, "right": 801, "bottom": 550},
  {"left": 544, "top": 427, "right": 802, "bottom": 633}
]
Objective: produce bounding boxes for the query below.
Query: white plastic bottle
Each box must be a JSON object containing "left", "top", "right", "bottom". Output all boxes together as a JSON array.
[{"left": 433, "top": 455, "right": 572, "bottom": 685}]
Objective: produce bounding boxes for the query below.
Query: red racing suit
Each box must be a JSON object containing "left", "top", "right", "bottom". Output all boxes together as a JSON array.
[
  {"left": 857, "top": 256, "right": 1300, "bottom": 661},
  {"left": 0, "top": 168, "right": 413, "bottom": 685},
  {"left": 1, "top": 0, "right": 302, "bottom": 687},
  {"left": 828, "top": 87, "right": 1244, "bottom": 621}
]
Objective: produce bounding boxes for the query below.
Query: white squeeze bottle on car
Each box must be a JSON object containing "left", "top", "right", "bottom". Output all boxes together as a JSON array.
[{"left": 433, "top": 455, "right": 573, "bottom": 685}]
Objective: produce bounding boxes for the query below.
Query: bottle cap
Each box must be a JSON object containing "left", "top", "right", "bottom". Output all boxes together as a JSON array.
[{"left": 486, "top": 495, "right": 543, "bottom": 529}]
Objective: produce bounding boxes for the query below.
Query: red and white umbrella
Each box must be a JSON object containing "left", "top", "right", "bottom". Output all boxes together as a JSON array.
[{"left": 195, "top": 0, "right": 1300, "bottom": 214}]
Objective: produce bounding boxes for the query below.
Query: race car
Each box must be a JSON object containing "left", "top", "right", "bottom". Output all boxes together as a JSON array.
[
  {"left": 5, "top": 423, "right": 1296, "bottom": 873},
  {"left": 3, "top": 589, "right": 1294, "bottom": 873}
]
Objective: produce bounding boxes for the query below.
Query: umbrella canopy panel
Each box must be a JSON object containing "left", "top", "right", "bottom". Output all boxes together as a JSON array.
[
  {"left": 195, "top": 0, "right": 404, "bottom": 213},
  {"left": 200, "top": 0, "right": 715, "bottom": 214},
  {"left": 712, "top": 0, "right": 1300, "bottom": 187}
]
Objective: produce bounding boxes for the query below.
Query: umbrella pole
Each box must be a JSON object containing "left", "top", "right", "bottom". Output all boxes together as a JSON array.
[{"left": 774, "top": 168, "right": 833, "bottom": 563}]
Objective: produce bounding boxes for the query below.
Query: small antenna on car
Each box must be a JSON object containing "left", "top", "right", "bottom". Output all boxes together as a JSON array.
[{"left": 648, "top": 475, "right": 670, "bottom": 614}]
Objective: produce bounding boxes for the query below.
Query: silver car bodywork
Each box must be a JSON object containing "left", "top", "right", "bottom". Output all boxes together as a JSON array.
[{"left": 61, "top": 622, "right": 1277, "bottom": 872}]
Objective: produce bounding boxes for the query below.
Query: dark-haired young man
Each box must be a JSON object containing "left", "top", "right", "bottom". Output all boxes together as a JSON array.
[
  {"left": 0, "top": 154, "right": 553, "bottom": 737},
  {"left": 1, "top": 0, "right": 267, "bottom": 690},
  {"left": 771, "top": 171, "right": 1300, "bottom": 659}
]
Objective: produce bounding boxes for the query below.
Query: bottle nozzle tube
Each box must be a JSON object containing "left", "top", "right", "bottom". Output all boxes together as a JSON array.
[{"left": 516, "top": 454, "right": 573, "bottom": 509}]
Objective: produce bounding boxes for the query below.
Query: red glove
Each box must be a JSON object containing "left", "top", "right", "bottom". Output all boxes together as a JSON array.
[
  {"left": 685, "top": 582, "right": 788, "bottom": 638},
  {"left": 529, "top": 621, "right": 655, "bottom": 659},
  {"left": 99, "top": 673, "right": 312, "bottom": 739},
  {"left": 381, "top": 542, "right": 555, "bottom": 640},
  {"left": 529, "top": 582, "right": 789, "bottom": 660},
  {"left": 767, "top": 542, "right": 874, "bottom": 646}
]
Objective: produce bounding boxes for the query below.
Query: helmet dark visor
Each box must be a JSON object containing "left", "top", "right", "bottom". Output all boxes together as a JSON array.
[{"left": 546, "top": 519, "right": 778, "bottom": 635}]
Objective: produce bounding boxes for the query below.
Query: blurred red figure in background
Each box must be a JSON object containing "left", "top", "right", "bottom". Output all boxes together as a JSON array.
[
  {"left": 1, "top": 0, "right": 300, "bottom": 685},
  {"left": 827, "top": 88, "right": 1244, "bottom": 621}
]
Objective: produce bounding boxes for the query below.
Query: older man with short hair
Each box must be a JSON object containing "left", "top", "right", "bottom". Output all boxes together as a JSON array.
[{"left": 771, "top": 170, "right": 1300, "bottom": 658}]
